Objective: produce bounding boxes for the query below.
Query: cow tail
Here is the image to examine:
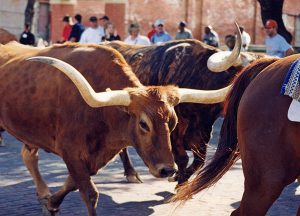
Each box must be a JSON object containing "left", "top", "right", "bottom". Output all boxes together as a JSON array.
[{"left": 171, "top": 57, "right": 279, "bottom": 202}]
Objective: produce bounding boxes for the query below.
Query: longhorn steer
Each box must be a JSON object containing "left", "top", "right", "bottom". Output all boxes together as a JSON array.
[{"left": 0, "top": 42, "right": 227, "bottom": 215}]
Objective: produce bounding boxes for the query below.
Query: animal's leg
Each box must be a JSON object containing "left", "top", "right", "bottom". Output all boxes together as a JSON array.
[
  {"left": 64, "top": 158, "right": 99, "bottom": 216},
  {"left": 230, "top": 207, "right": 240, "bottom": 216},
  {"left": 45, "top": 175, "right": 77, "bottom": 212},
  {"left": 170, "top": 143, "right": 189, "bottom": 184},
  {"left": 21, "top": 144, "right": 51, "bottom": 201},
  {"left": 0, "top": 128, "right": 5, "bottom": 146},
  {"left": 184, "top": 143, "right": 207, "bottom": 183},
  {"left": 119, "top": 148, "right": 142, "bottom": 183},
  {"left": 169, "top": 118, "right": 189, "bottom": 183},
  {"left": 237, "top": 177, "right": 285, "bottom": 216},
  {"left": 297, "top": 205, "right": 300, "bottom": 216}
]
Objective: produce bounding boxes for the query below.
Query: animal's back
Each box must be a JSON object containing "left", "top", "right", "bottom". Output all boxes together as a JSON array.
[{"left": 0, "top": 43, "right": 139, "bottom": 154}]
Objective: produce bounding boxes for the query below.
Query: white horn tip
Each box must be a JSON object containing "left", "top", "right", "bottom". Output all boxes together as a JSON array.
[{"left": 207, "top": 51, "right": 232, "bottom": 72}]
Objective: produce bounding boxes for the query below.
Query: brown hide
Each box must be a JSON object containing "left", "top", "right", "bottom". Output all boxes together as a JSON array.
[
  {"left": 0, "top": 42, "right": 177, "bottom": 179},
  {"left": 174, "top": 55, "right": 300, "bottom": 215},
  {"left": 0, "top": 28, "right": 17, "bottom": 44}
]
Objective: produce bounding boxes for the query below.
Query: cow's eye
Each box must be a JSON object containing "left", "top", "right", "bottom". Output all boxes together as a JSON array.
[{"left": 139, "top": 119, "right": 150, "bottom": 132}]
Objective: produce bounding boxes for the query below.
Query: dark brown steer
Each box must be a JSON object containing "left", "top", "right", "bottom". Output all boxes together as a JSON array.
[
  {"left": 107, "top": 24, "right": 266, "bottom": 184},
  {"left": 0, "top": 42, "right": 228, "bottom": 215},
  {"left": 174, "top": 55, "right": 300, "bottom": 215}
]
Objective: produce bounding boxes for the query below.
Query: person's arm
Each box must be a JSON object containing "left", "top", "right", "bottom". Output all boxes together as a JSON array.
[
  {"left": 285, "top": 47, "right": 294, "bottom": 57},
  {"left": 79, "top": 30, "right": 86, "bottom": 43}
]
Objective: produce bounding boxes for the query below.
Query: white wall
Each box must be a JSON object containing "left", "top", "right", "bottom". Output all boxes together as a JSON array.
[{"left": 0, "top": 0, "right": 27, "bottom": 37}]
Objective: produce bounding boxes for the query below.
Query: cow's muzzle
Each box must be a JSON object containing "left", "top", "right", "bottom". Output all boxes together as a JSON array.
[{"left": 159, "top": 167, "right": 177, "bottom": 178}]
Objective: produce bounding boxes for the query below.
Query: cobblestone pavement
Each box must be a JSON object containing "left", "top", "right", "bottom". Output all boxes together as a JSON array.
[{"left": 0, "top": 118, "right": 299, "bottom": 216}]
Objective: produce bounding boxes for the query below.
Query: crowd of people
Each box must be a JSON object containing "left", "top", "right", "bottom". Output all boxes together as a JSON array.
[{"left": 18, "top": 15, "right": 294, "bottom": 58}]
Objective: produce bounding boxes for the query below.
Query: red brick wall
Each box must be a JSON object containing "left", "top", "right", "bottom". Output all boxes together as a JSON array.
[
  {"left": 73, "top": 1, "right": 105, "bottom": 27},
  {"left": 125, "top": 0, "right": 186, "bottom": 39},
  {"left": 49, "top": 0, "right": 299, "bottom": 46},
  {"left": 105, "top": 3, "right": 125, "bottom": 40},
  {"left": 50, "top": 4, "right": 75, "bottom": 43},
  {"left": 125, "top": 0, "right": 261, "bottom": 44}
]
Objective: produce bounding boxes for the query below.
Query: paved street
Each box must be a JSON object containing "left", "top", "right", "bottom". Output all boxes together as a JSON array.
[{"left": 0, "top": 118, "right": 299, "bottom": 216}]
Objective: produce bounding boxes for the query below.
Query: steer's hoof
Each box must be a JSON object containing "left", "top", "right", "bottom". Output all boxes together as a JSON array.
[
  {"left": 126, "top": 173, "right": 143, "bottom": 183},
  {"left": 42, "top": 205, "right": 59, "bottom": 216},
  {"left": 38, "top": 195, "right": 51, "bottom": 205},
  {"left": 0, "top": 139, "right": 5, "bottom": 147},
  {"left": 168, "top": 173, "right": 178, "bottom": 182}
]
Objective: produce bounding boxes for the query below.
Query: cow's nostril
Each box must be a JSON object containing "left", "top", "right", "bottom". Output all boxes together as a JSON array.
[{"left": 159, "top": 167, "right": 176, "bottom": 178}]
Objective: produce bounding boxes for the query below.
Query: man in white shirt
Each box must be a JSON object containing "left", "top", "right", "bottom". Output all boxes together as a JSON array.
[
  {"left": 79, "top": 16, "right": 104, "bottom": 44},
  {"left": 239, "top": 26, "right": 251, "bottom": 51},
  {"left": 124, "top": 23, "right": 151, "bottom": 46}
]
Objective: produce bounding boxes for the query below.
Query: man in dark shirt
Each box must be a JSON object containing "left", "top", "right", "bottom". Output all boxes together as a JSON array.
[
  {"left": 69, "top": 14, "right": 85, "bottom": 42},
  {"left": 19, "top": 24, "right": 35, "bottom": 45}
]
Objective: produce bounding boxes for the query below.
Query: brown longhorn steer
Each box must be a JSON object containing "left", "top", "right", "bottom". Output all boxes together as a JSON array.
[
  {"left": 0, "top": 42, "right": 228, "bottom": 215},
  {"left": 174, "top": 55, "right": 300, "bottom": 215}
]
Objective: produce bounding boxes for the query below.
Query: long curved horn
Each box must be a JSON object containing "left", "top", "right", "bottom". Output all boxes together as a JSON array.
[
  {"left": 178, "top": 85, "right": 231, "bottom": 104},
  {"left": 207, "top": 22, "right": 242, "bottom": 72},
  {"left": 26, "top": 56, "right": 131, "bottom": 108}
]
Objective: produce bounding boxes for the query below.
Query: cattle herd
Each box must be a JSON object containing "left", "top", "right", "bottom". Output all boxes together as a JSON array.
[{"left": 0, "top": 23, "right": 299, "bottom": 216}]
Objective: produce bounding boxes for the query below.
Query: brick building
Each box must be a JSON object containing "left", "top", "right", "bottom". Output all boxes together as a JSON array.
[{"left": 0, "top": 0, "right": 299, "bottom": 47}]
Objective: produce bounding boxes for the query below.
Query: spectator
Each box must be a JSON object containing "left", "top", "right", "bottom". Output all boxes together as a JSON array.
[
  {"left": 102, "top": 22, "right": 121, "bottom": 41},
  {"left": 239, "top": 26, "right": 251, "bottom": 51},
  {"left": 124, "top": 23, "right": 151, "bottom": 45},
  {"left": 19, "top": 23, "right": 35, "bottom": 46},
  {"left": 151, "top": 19, "right": 172, "bottom": 45},
  {"left": 264, "top": 19, "right": 293, "bottom": 58},
  {"left": 147, "top": 23, "right": 156, "bottom": 40},
  {"left": 79, "top": 16, "right": 103, "bottom": 44},
  {"left": 58, "top": 16, "right": 72, "bottom": 43},
  {"left": 98, "top": 15, "right": 110, "bottom": 38},
  {"left": 203, "top": 25, "right": 219, "bottom": 47},
  {"left": 225, "top": 34, "right": 236, "bottom": 51},
  {"left": 175, "top": 21, "right": 193, "bottom": 40},
  {"left": 69, "top": 14, "right": 85, "bottom": 42}
]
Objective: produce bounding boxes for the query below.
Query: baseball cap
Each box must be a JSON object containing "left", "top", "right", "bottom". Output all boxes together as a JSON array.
[
  {"left": 99, "top": 15, "right": 109, "bottom": 21},
  {"left": 154, "top": 19, "right": 165, "bottom": 27},
  {"left": 89, "top": 16, "right": 98, "bottom": 22},
  {"left": 265, "top": 19, "right": 278, "bottom": 29},
  {"left": 179, "top": 21, "right": 186, "bottom": 27}
]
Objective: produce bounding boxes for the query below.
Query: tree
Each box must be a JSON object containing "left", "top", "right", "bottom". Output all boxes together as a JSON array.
[
  {"left": 24, "top": 0, "right": 36, "bottom": 26},
  {"left": 257, "top": 0, "right": 292, "bottom": 43}
]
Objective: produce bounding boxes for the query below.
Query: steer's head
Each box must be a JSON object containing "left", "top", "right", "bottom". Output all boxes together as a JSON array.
[
  {"left": 125, "top": 86, "right": 179, "bottom": 177},
  {"left": 26, "top": 56, "right": 231, "bottom": 178}
]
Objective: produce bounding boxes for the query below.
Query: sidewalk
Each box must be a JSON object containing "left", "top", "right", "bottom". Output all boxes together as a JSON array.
[{"left": 0, "top": 118, "right": 299, "bottom": 216}]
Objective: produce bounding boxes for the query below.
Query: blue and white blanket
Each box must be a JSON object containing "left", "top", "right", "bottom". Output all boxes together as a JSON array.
[{"left": 281, "top": 58, "right": 300, "bottom": 101}]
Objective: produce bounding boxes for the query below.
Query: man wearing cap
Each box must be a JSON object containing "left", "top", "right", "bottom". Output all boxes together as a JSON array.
[
  {"left": 151, "top": 19, "right": 172, "bottom": 45},
  {"left": 175, "top": 21, "right": 193, "bottom": 40},
  {"left": 69, "top": 14, "right": 85, "bottom": 42},
  {"left": 202, "top": 25, "right": 219, "bottom": 47},
  {"left": 264, "top": 19, "right": 294, "bottom": 58},
  {"left": 99, "top": 15, "right": 109, "bottom": 26},
  {"left": 79, "top": 16, "right": 104, "bottom": 44}
]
